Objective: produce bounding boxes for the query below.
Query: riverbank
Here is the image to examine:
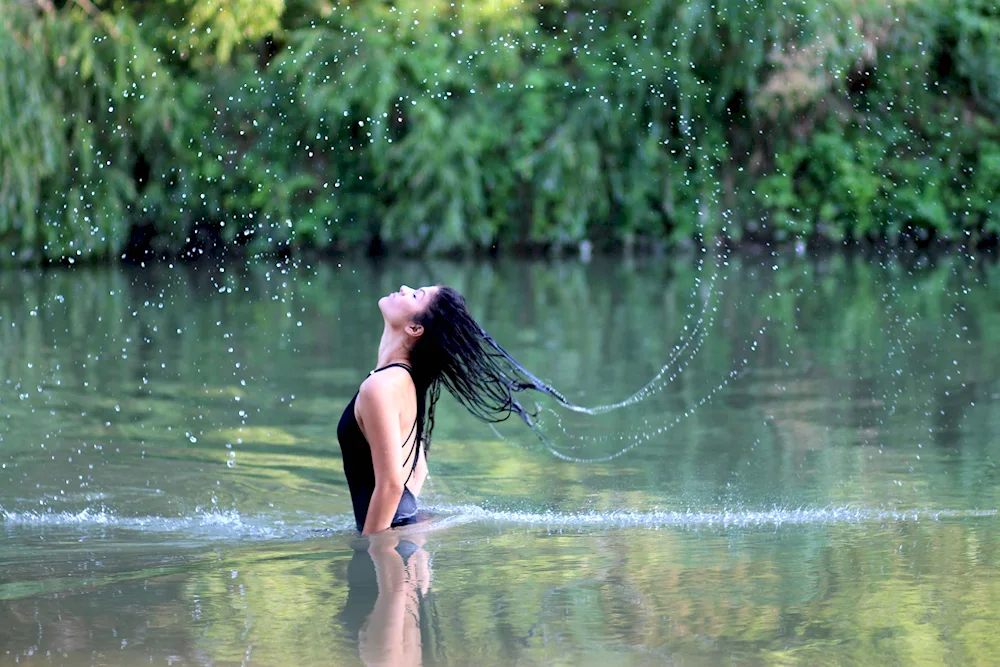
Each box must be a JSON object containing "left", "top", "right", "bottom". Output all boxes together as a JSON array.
[
  {"left": 2, "top": 0, "right": 998, "bottom": 265},
  {"left": 103, "top": 230, "right": 1000, "bottom": 268}
]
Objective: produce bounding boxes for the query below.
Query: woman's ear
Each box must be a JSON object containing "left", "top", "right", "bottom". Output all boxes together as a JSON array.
[{"left": 405, "top": 322, "right": 424, "bottom": 338}]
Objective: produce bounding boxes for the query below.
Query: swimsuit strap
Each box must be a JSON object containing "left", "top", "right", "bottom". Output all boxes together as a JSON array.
[
  {"left": 369, "top": 361, "right": 413, "bottom": 376},
  {"left": 368, "top": 362, "right": 421, "bottom": 483}
]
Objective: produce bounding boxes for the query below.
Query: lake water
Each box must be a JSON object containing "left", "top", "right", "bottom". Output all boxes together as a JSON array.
[{"left": 1, "top": 252, "right": 998, "bottom": 665}]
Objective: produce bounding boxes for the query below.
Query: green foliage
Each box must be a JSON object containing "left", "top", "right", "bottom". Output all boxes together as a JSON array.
[
  {"left": 0, "top": 0, "right": 998, "bottom": 262},
  {"left": 759, "top": 0, "right": 1000, "bottom": 243},
  {"left": 0, "top": 13, "right": 62, "bottom": 258},
  {"left": 1, "top": 1, "right": 181, "bottom": 262},
  {"left": 183, "top": 0, "right": 285, "bottom": 65}
]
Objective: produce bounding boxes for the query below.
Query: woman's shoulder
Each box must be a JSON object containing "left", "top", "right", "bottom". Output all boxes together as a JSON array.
[{"left": 358, "top": 366, "right": 414, "bottom": 402}]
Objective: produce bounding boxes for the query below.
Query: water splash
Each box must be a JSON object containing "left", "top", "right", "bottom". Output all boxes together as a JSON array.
[
  {"left": 425, "top": 503, "right": 997, "bottom": 529},
  {"left": 553, "top": 245, "right": 725, "bottom": 416},
  {"left": 3, "top": 505, "right": 992, "bottom": 545},
  {"left": 0, "top": 507, "right": 355, "bottom": 541},
  {"left": 487, "top": 242, "right": 773, "bottom": 463}
]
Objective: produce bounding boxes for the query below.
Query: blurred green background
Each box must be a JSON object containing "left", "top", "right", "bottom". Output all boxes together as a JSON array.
[{"left": 1, "top": 0, "right": 998, "bottom": 264}]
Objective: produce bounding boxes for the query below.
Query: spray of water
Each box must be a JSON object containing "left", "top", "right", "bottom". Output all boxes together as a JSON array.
[
  {"left": 480, "top": 230, "right": 773, "bottom": 462},
  {"left": 3, "top": 505, "right": 993, "bottom": 544}
]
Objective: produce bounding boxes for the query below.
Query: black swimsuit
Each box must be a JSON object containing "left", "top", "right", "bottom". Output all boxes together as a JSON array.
[{"left": 337, "top": 362, "right": 422, "bottom": 532}]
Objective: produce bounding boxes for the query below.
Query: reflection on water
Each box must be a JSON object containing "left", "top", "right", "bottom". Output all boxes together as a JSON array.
[
  {"left": 0, "top": 252, "right": 998, "bottom": 664},
  {"left": 341, "top": 532, "right": 435, "bottom": 667},
  {"left": 1, "top": 517, "right": 998, "bottom": 665}
]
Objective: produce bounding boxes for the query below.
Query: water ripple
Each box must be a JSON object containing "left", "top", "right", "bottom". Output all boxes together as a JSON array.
[
  {"left": 1, "top": 505, "right": 994, "bottom": 543},
  {"left": 0, "top": 507, "right": 355, "bottom": 541},
  {"left": 427, "top": 504, "right": 998, "bottom": 529}
]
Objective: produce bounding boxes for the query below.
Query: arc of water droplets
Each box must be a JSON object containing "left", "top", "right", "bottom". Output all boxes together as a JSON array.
[
  {"left": 540, "top": 296, "right": 764, "bottom": 447},
  {"left": 537, "top": 341, "right": 761, "bottom": 463},
  {"left": 551, "top": 235, "right": 726, "bottom": 417},
  {"left": 484, "top": 200, "right": 778, "bottom": 463},
  {"left": 489, "top": 239, "right": 773, "bottom": 462},
  {"left": 532, "top": 243, "right": 773, "bottom": 461},
  {"left": 488, "top": 235, "right": 723, "bottom": 453}
]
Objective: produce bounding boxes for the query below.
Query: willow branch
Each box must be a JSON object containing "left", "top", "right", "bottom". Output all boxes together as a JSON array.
[{"left": 73, "top": 0, "right": 121, "bottom": 38}]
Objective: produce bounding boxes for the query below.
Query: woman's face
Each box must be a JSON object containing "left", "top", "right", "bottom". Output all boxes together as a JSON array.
[{"left": 378, "top": 285, "right": 439, "bottom": 331}]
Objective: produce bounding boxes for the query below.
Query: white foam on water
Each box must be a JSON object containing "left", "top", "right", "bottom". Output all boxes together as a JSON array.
[
  {"left": 1, "top": 505, "right": 994, "bottom": 543},
  {"left": 424, "top": 504, "right": 998, "bottom": 529},
  {"left": 0, "top": 507, "right": 356, "bottom": 541}
]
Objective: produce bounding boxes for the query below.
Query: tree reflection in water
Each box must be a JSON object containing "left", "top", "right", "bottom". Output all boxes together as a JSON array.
[{"left": 340, "top": 531, "right": 438, "bottom": 666}]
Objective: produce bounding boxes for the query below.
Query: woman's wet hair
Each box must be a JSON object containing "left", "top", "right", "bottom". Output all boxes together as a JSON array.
[{"left": 408, "top": 286, "right": 566, "bottom": 451}]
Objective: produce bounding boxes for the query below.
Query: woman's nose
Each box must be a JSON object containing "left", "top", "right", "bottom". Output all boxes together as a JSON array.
[{"left": 400, "top": 284, "right": 412, "bottom": 295}]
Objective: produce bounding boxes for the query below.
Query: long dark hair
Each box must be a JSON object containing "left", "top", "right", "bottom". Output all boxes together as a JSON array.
[{"left": 408, "top": 286, "right": 566, "bottom": 451}]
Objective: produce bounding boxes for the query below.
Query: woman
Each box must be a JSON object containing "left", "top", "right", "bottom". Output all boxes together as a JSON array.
[{"left": 337, "top": 284, "right": 565, "bottom": 534}]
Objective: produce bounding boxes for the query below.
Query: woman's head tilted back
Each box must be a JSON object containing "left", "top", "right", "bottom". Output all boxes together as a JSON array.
[
  {"left": 377, "top": 284, "right": 440, "bottom": 337},
  {"left": 378, "top": 284, "right": 565, "bottom": 451}
]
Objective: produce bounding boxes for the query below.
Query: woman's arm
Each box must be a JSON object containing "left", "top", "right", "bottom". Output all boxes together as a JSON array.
[{"left": 356, "top": 374, "right": 406, "bottom": 535}]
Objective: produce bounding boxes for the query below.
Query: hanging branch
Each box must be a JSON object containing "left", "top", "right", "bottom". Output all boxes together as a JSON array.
[{"left": 72, "top": 0, "right": 121, "bottom": 38}]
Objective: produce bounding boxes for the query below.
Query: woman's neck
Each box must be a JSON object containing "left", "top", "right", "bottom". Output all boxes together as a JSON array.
[{"left": 376, "top": 325, "right": 411, "bottom": 370}]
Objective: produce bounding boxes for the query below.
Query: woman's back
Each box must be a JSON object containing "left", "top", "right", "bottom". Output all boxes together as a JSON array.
[{"left": 337, "top": 363, "right": 422, "bottom": 531}]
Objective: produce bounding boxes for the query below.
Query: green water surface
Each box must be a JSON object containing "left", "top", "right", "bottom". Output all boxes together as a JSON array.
[{"left": 0, "top": 253, "right": 998, "bottom": 666}]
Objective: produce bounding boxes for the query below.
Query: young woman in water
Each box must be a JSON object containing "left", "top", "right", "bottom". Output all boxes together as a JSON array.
[{"left": 337, "top": 284, "right": 564, "bottom": 534}]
